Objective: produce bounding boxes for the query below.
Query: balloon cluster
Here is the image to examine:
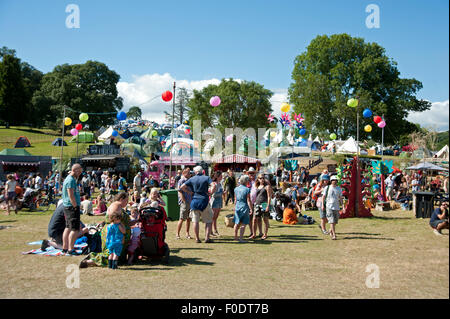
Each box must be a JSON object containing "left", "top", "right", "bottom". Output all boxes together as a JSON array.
[
  {"left": 65, "top": 114, "right": 89, "bottom": 137},
  {"left": 373, "top": 115, "right": 386, "bottom": 128}
]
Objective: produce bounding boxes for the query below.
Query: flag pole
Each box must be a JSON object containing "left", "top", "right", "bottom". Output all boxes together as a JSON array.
[
  {"left": 59, "top": 106, "right": 66, "bottom": 191},
  {"left": 169, "top": 82, "right": 176, "bottom": 185}
]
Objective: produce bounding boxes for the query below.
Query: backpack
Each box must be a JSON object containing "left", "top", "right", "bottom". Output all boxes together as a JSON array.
[{"left": 83, "top": 227, "right": 103, "bottom": 254}]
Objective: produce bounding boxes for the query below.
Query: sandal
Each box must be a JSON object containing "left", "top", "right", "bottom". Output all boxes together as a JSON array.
[
  {"left": 248, "top": 235, "right": 256, "bottom": 239},
  {"left": 261, "top": 235, "right": 268, "bottom": 240},
  {"left": 175, "top": 235, "right": 181, "bottom": 240},
  {"left": 186, "top": 235, "right": 192, "bottom": 239}
]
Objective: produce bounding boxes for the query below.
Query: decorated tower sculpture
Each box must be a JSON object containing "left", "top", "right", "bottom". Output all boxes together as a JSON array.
[{"left": 339, "top": 157, "right": 373, "bottom": 218}]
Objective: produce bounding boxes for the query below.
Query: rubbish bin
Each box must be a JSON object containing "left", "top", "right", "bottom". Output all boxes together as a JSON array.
[
  {"left": 412, "top": 192, "right": 435, "bottom": 218},
  {"left": 160, "top": 189, "right": 180, "bottom": 221}
]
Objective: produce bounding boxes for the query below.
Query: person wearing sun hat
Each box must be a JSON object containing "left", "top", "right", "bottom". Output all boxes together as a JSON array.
[{"left": 321, "top": 175, "right": 342, "bottom": 240}]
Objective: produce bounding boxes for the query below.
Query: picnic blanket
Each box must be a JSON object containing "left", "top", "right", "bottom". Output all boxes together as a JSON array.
[{"left": 22, "top": 240, "right": 88, "bottom": 256}]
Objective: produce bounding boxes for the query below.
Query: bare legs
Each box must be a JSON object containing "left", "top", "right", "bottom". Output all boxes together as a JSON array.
[
  {"left": 212, "top": 208, "right": 221, "bottom": 235},
  {"left": 176, "top": 218, "right": 191, "bottom": 238},
  {"left": 234, "top": 223, "right": 246, "bottom": 242}
]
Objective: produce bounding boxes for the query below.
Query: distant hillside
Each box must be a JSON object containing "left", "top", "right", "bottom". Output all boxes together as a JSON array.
[{"left": 436, "top": 131, "right": 449, "bottom": 150}]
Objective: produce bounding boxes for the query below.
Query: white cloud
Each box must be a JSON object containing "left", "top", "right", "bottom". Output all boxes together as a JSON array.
[
  {"left": 269, "top": 89, "right": 289, "bottom": 120},
  {"left": 407, "top": 100, "right": 449, "bottom": 132},
  {"left": 117, "top": 73, "right": 222, "bottom": 123}
]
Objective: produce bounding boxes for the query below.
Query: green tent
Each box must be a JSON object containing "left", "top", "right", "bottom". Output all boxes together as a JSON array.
[
  {"left": 70, "top": 132, "right": 95, "bottom": 143},
  {"left": 125, "top": 136, "right": 145, "bottom": 145},
  {"left": 140, "top": 128, "right": 154, "bottom": 140},
  {"left": 0, "top": 148, "right": 32, "bottom": 156},
  {"left": 120, "top": 143, "right": 147, "bottom": 157}
]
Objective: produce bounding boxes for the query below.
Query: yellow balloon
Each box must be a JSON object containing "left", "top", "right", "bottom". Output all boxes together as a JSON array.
[
  {"left": 280, "top": 102, "right": 290, "bottom": 113},
  {"left": 364, "top": 125, "right": 372, "bottom": 133},
  {"left": 270, "top": 131, "right": 277, "bottom": 138},
  {"left": 64, "top": 117, "right": 72, "bottom": 126}
]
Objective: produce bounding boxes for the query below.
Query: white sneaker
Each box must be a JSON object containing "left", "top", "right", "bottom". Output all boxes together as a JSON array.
[{"left": 433, "top": 229, "right": 443, "bottom": 236}]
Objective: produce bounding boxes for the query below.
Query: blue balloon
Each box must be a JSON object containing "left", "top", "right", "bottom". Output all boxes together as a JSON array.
[
  {"left": 117, "top": 111, "right": 127, "bottom": 121},
  {"left": 363, "top": 109, "right": 372, "bottom": 118},
  {"left": 299, "top": 128, "right": 306, "bottom": 135},
  {"left": 372, "top": 184, "right": 380, "bottom": 190},
  {"left": 112, "top": 130, "right": 119, "bottom": 137}
]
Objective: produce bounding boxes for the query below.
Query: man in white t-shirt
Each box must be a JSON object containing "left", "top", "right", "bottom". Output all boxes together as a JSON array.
[
  {"left": 385, "top": 174, "right": 395, "bottom": 200},
  {"left": 321, "top": 175, "right": 342, "bottom": 240},
  {"left": 133, "top": 172, "right": 142, "bottom": 194},
  {"left": 80, "top": 195, "right": 93, "bottom": 215},
  {"left": 34, "top": 173, "right": 43, "bottom": 190}
]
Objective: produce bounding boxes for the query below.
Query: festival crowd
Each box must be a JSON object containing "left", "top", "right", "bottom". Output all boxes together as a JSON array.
[{"left": 1, "top": 161, "right": 448, "bottom": 269}]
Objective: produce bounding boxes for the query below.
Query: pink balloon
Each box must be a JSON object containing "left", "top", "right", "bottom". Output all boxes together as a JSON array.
[
  {"left": 226, "top": 135, "right": 233, "bottom": 142},
  {"left": 378, "top": 121, "right": 386, "bottom": 128},
  {"left": 70, "top": 128, "right": 79, "bottom": 136},
  {"left": 210, "top": 96, "right": 221, "bottom": 107}
]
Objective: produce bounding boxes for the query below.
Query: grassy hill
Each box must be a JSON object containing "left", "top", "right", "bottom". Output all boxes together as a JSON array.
[
  {"left": 0, "top": 126, "right": 93, "bottom": 159},
  {"left": 436, "top": 131, "right": 449, "bottom": 151}
]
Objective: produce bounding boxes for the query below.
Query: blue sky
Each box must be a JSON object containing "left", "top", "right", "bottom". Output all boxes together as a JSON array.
[{"left": 0, "top": 0, "right": 448, "bottom": 129}]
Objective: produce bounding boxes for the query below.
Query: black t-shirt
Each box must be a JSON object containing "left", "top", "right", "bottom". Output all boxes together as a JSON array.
[
  {"left": 276, "top": 169, "right": 282, "bottom": 177},
  {"left": 48, "top": 204, "right": 66, "bottom": 239},
  {"left": 226, "top": 176, "right": 236, "bottom": 190}
]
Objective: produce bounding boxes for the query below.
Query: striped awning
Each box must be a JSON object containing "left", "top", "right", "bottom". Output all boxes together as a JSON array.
[
  {"left": 2, "top": 161, "right": 39, "bottom": 166},
  {"left": 214, "top": 154, "right": 259, "bottom": 164}
]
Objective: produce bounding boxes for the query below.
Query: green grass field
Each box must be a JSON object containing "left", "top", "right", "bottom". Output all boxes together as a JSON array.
[
  {"left": 0, "top": 204, "right": 448, "bottom": 299},
  {"left": 0, "top": 126, "right": 93, "bottom": 159}
]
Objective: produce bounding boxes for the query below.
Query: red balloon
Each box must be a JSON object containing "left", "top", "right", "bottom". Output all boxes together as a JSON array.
[
  {"left": 75, "top": 124, "right": 82, "bottom": 130},
  {"left": 373, "top": 116, "right": 382, "bottom": 124},
  {"left": 162, "top": 91, "right": 173, "bottom": 102}
]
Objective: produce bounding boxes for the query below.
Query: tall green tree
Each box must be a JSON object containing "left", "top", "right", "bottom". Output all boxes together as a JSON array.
[
  {"left": 33, "top": 60, "right": 123, "bottom": 130},
  {"left": 288, "top": 34, "right": 431, "bottom": 144},
  {"left": 0, "top": 54, "right": 28, "bottom": 125},
  {"left": 187, "top": 79, "right": 273, "bottom": 132},
  {"left": 164, "top": 87, "right": 191, "bottom": 125},
  {"left": 127, "top": 106, "right": 142, "bottom": 120},
  {"left": 0, "top": 47, "right": 44, "bottom": 126}
]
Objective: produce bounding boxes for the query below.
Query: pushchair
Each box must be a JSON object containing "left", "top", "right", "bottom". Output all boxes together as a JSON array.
[
  {"left": 17, "top": 188, "right": 40, "bottom": 211},
  {"left": 137, "top": 205, "right": 170, "bottom": 264}
]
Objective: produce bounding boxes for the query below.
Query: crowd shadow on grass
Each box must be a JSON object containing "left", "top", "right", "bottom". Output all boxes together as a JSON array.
[
  {"left": 211, "top": 234, "right": 323, "bottom": 245},
  {"left": 0, "top": 220, "right": 17, "bottom": 223},
  {"left": 123, "top": 256, "right": 215, "bottom": 271},
  {"left": 338, "top": 232, "right": 394, "bottom": 240},
  {"left": 369, "top": 216, "right": 413, "bottom": 220},
  {"left": 169, "top": 247, "right": 213, "bottom": 254},
  {"left": 0, "top": 225, "right": 13, "bottom": 230}
]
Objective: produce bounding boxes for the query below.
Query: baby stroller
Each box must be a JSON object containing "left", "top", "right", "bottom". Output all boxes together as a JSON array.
[
  {"left": 137, "top": 205, "right": 170, "bottom": 264},
  {"left": 18, "top": 188, "right": 40, "bottom": 211}
]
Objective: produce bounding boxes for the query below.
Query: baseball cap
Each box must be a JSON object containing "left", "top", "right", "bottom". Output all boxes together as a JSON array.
[
  {"left": 248, "top": 167, "right": 256, "bottom": 172},
  {"left": 321, "top": 175, "right": 330, "bottom": 181},
  {"left": 330, "top": 175, "right": 338, "bottom": 181}
]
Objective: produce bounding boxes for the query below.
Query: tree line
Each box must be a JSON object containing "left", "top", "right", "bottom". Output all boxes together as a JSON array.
[{"left": 0, "top": 34, "right": 433, "bottom": 145}]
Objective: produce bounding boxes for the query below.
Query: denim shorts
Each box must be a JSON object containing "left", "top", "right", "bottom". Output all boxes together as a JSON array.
[{"left": 318, "top": 207, "right": 326, "bottom": 219}]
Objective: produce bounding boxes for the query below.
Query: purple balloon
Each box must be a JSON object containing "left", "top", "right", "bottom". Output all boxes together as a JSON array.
[
  {"left": 378, "top": 121, "right": 386, "bottom": 128},
  {"left": 70, "top": 128, "right": 79, "bottom": 136},
  {"left": 210, "top": 96, "right": 221, "bottom": 107}
]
